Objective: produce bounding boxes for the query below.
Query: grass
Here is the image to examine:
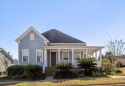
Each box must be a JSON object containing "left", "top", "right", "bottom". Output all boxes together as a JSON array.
[
  {"left": 111, "top": 67, "right": 125, "bottom": 76},
  {"left": 16, "top": 78, "right": 125, "bottom": 86},
  {"left": 119, "top": 68, "right": 125, "bottom": 73}
]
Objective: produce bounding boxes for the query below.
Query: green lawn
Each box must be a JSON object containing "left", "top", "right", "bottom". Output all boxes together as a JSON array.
[{"left": 17, "top": 78, "right": 125, "bottom": 86}]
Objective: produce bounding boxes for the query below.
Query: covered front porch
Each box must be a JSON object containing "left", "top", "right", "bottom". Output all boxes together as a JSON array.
[{"left": 43, "top": 46, "right": 104, "bottom": 69}]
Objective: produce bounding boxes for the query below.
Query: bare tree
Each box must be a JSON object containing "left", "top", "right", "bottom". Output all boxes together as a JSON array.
[
  {"left": 105, "top": 34, "right": 125, "bottom": 67},
  {"left": 105, "top": 52, "right": 114, "bottom": 63}
]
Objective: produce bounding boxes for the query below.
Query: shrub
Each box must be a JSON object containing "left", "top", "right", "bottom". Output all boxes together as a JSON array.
[
  {"left": 11, "top": 75, "right": 25, "bottom": 80},
  {"left": 115, "top": 69, "right": 123, "bottom": 74},
  {"left": 3, "top": 71, "right": 6, "bottom": 75},
  {"left": 94, "top": 67, "right": 110, "bottom": 77},
  {"left": 54, "top": 71, "right": 78, "bottom": 79},
  {"left": 77, "top": 58, "right": 97, "bottom": 76},
  {"left": 101, "top": 59, "right": 114, "bottom": 75},
  {"left": 56, "top": 63, "right": 72, "bottom": 72},
  {"left": 54, "top": 63, "right": 78, "bottom": 79},
  {"left": 96, "top": 67, "right": 105, "bottom": 75},
  {"left": 0, "top": 72, "right": 2, "bottom": 76},
  {"left": 24, "top": 64, "right": 45, "bottom": 80},
  {"left": 7, "top": 65, "right": 25, "bottom": 77}
]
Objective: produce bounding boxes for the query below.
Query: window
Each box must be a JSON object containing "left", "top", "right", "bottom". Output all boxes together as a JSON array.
[
  {"left": 74, "top": 51, "right": 81, "bottom": 60},
  {"left": 30, "top": 33, "right": 34, "bottom": 40},
  {"left": 36, "top": 49, "right": 43, "bottom": 62},
  {"left": 62, "top": 51, "right": 69, "bottom": 63},
  {"left": 22, "top": 49, "right": 29, "bottom": 62}
]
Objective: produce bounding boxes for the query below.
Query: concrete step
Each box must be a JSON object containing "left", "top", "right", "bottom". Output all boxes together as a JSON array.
[{"left": 44, "top": 67, "right": 56, "bottom": 76}]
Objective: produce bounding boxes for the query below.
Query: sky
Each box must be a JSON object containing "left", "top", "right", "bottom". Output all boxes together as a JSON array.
[{"left": 0, "top": 0, "right": 125, "bottom": 59}]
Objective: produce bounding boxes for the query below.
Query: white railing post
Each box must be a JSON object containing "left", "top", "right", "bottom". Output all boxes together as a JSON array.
[
  {"left": 43, "top": 49, "right": 47, "bottom": 73},
  {"left": 92, "top": 53, "right": 94, "bottom": 58},
  {"left": 95, "top": 51, "right": 97, "bottom": 60},
  {"left": 86, "top": 48, "right": 88, "bottom": 58},
  {"left": 72, "top": 49, "right": 74, "bottom": 65},
  {"left": 58, "top": 49, "right": 60, "bottom": 64},
  {"left": 99, "top": 49, "right": 102, "bottom": 67}
]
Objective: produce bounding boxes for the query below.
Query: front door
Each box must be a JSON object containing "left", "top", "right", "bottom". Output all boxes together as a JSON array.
[{"left": 51, "top": 52, "right": 56, "bottom": 66}]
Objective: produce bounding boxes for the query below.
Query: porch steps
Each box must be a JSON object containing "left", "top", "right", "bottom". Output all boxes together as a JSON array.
[{"left": 44, "top": 67, "right": 56, "bottom": 76}]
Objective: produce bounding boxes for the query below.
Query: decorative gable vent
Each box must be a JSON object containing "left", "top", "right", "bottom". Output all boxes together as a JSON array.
[{"left": 30, "top": 33, "right": 34, "bottom": 40}]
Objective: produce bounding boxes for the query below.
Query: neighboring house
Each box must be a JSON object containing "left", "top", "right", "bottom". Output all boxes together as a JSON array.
[
  {"left": 0, "top": 48, "right": 14, "bottom": 72},
  {"left": 115, "top": 55, "right": 125, "bottom": 66},
  {"left": 16, "top": 26, "right": 104, "bottom": 71}
]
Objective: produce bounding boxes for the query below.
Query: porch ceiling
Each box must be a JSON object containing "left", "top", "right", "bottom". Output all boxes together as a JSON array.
[
  {"left": 43, "top": 46, "right": 104, "bottom": 54},
  {"left": 43, "top": 46, "right": 104, "bottom": 49}
]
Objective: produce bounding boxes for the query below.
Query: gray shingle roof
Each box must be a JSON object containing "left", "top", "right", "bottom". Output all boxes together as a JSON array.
[{"left": 42, "top": 29, "right": 85, "bottom": 43}]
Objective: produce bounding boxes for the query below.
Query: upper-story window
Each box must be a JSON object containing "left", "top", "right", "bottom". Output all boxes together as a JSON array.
[
  {"left": 36, "top": 49, "right": 43, "bottom": 62},
  {"left": 30, "top": 33, "right": 34, "bottom": 40},
  {"left": 62, "top": 51, "right": 69, "bottom": 63},
  {"left": 22, "top": 49, "right": 29, "bottom": 62}
]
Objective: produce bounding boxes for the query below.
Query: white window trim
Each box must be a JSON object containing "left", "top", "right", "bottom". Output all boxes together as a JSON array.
[
  {"left": 74, "top": 51, "right": 81, "bottom": 66},
  {"left": 22, "top": 49, "right": 29, "bottom": 62},
  {"left": 62, "top": 51, "right": 69, "bottom": 63},
  {"left": 30, "top": 33, "right": 34, "bottom": 40},
  {"left": 74, "top": 51, "right": 81, "bottom": 60},
  {"left": 36, "top": 49, "right": 43, "bottom": 62}
]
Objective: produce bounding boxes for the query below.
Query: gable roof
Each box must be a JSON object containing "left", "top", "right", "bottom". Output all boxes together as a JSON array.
[
  {"left": 16, "top": 26, "right": 49, "bottom": 43},
  {"left": 42, "top": 29, "right": 85, "bottom": 43}
]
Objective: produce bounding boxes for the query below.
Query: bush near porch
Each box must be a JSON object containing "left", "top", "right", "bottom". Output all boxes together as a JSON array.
[
  {"left": 24, "top": 64, "right": 46, "bottom": 80},
  {"left": 54, "top": 58, "right": 99, "bottom": 79},
  {"left": 8, "top": 65, "right": 25, "bottom": 77},
  {"left": 54, "top": 63, "right": 78, "bottom": 79},
  {"left": 53, "top": 58, "right": 120, "bottom": 78},
  {"left": 77, "top": 58, "right": 97, "bottom": 76},
  {"left": 101, "top": 59, "right": 115, "bottom": 75},
  {"left": 7, "top": 64, "right": 46, "bottom": 80},
  {"left": 100, "top": 59, "right": 125, "bottom": 76}
]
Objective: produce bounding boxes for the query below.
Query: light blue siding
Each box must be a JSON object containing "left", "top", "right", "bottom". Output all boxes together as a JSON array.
[{"left": 19, "top": 30, "right": 46, "bottom": 66}]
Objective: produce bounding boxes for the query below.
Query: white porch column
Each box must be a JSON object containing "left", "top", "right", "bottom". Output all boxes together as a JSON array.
[
  {"left": 95, "top": 51, "right": 97, "bottom": 60},
  {"left": 72, "top": 49, "right": 74, "bottom": 65},
  {"left": 86, "top": 48, "right": 88, "bottom": 58},
  {"left": 58, "top": 49, "right": 60, "bottom": 64},
  {"left": 43, "top": 49, "right": 47, "bottom": 72},
  {"left": 99, "top": 49, "right": 102, "bottom": 67},
  {"left": 83, "top": 50, "right": 84, "bottom": 58},
  {"left": 92, "top": 53, "right": 94, "bottom": 58}
]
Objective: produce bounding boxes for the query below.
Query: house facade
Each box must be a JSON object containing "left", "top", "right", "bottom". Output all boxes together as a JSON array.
[
  {"left": 16, "top": 26, "right": 104, "bottom": 71},
  {"left": 115, "top": 55, "right": 125, "bottom": 66}
]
